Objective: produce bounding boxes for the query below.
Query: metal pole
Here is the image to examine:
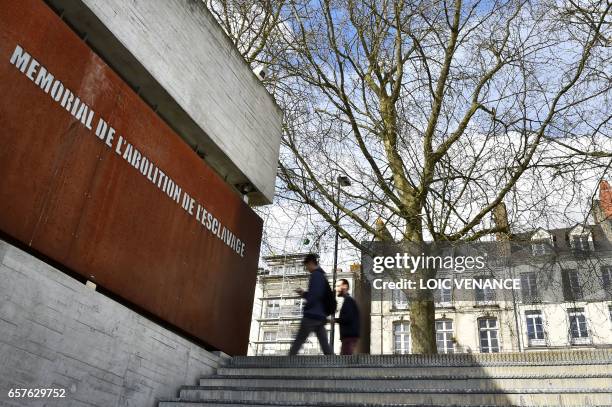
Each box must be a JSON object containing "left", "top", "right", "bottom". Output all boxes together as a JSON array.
[
  {"left": 510, "top": 264, "right": 523, "bottom": 352},
  {"left": 329, "top": 181, "right": 341, "bottom": 349}
]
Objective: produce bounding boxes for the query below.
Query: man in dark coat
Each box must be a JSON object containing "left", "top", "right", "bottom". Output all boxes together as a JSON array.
[
  {"left": 289, "top": 253, "right": 333, "bottom": 355},
  {"left": 335, "top": 278, "right": 360, "bottom": 355}
]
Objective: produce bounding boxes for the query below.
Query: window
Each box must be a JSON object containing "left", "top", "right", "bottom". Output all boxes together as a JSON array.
[
  {"left": 291, "top": 264, "right": 305, "bottom": 275},
  {"left": 392, "top": 289, "right": 409, "bottom": 309},
  {"left": 262, "top": 331, "right": 277, "bottom": 355},
  {"left": 269, "top": 266, "right": 284, "bottom": 276},
  {"left": 434, "top": 282, "right": 452, "bottom": 305},
  {"left": 475, "top": 276, "right": 495, "bottom": 303},
  {"left": 531, "top": 230, "right": 553, "bottom": 255},
  {"left": 532, "top": 241, "right": 552, "bottom": 256},
  {"left": 288, "top": 299, "right": 303, "bottom": 317},
  {"left": 562, "top": 270, "right": 583, "bottom": 301},
  {"left": 602, "top": 266, "right": 612, "bottom": 299},
  {"left": 435, "top": 319, "right": 454, "bottom": 354},
  {"left": 571, "top": 234, "right": 591, "bottom": 252},
  {"left": 276, "top": 327, "right": 295, "bottom": 341},
  {"left": 265, "top": 300, "right": 280, "bottom": 318},
  {"left": 520, "top": 272, "right": 539, "bottom": 303},
  {"left": 525, "top": 310, "right": 545, "bottom": 346},
  {"left": 393, "top": 322, "right": 410, "bottom": 354},
  {"left": 568, "top": 308, "right": 589, "bottom": 343},
  {"left": 269, "top": 263, "right": 304, "bottom": 276},
  {"left": 478, "top": 318, "right": 499, "bottom": 353}
]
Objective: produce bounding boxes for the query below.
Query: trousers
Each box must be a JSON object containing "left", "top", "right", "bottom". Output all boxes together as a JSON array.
[{"left": 289, "top": 317, "right": 332, "bottom": 355}]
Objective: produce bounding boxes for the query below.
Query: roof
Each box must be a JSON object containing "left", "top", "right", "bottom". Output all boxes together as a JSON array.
[{"left": 512, "top": 224, "right": 612, "bottom": 252}]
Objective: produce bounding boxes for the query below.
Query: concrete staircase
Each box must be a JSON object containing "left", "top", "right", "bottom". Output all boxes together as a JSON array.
[{"left": 159, "top": 349, "right": 612, "bottom": 406}]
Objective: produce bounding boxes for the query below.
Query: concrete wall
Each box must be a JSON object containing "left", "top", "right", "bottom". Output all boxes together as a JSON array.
[
  {"left": 46, "top": 0, "right": 282, "bottom": 205},
  {"left": 0, "top": 239, "right": 227, "bottom": 407}
]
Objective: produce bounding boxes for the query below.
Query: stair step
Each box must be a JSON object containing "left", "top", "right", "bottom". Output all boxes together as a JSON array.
[
  {"left": 160, "top": 351, "right": 612, "bottom": 406},
  {"left": 197, "top": 375, "right": 611, "bottom": 391},
  {"left": 216, "top": 364, "right": 612, "bottom": 378},
  {"left": 159, "top": 400, "right": 610, "bottom": 407},
  {"left": 226, "top": 350, "right": 612, "bottom": 369},
  {"left": 174, "top": 387, "right": 612, "bottom": 406}
]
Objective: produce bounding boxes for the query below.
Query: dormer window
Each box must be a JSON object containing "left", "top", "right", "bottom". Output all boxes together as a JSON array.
[
  {"left": 531, "top": 229, "right": 553, "bottom": 256},
  {"left": 532, "top": 241, "right": 551, "bottom": 255},
  {"left": 568, "top": 225, "right": 593, "bottom": 252},
  {"left": 571, "top": 235, "right": 591, "bottom": 251}
]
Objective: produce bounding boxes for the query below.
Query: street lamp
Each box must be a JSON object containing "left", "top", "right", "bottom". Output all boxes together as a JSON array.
[{"left": 330, "top": 175, "right": 351, "bottom": 349}]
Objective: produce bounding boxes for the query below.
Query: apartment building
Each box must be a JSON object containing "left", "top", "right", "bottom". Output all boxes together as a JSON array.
[
  {"left": 370, "top": 181, "right": 612, "bottom": 355},
  {"left": 248, "top": 254, "right": 368, "bottom": 355}
]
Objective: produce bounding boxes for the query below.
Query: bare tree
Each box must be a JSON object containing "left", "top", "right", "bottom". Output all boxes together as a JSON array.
[{"left": 209, "top": 0, "right": 611, "bottom": 354}]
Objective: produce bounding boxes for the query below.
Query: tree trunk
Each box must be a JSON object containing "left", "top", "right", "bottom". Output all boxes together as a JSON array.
[
  {"left": 404, "top": 211, "right": 438, "bottom": 354},
  {"left": 410, "top": 275, "right": 438, "bottom": 354}
]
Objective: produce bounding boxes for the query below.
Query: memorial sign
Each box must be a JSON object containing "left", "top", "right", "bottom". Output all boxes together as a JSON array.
[{"left": 0, "top": 0, "right": 262, "bottom": 355}]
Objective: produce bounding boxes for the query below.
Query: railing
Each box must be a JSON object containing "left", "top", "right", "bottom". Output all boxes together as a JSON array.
[{"left": 264, "top": 306, "right": 303, "bottom": 319}]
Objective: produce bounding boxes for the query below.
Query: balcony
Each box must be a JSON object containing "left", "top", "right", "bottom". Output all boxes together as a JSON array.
[{"left": 261, "top": 306, "right": 303, "bottom": 320}]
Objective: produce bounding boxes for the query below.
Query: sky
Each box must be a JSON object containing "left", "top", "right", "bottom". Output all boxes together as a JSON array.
[{"left": 257, "top": 133, "right": 611, "bottom": 272}]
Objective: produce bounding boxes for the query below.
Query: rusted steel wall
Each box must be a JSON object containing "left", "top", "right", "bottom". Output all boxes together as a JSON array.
[{"left": 0, "top": 0, "right": 262, "bottom": 355}]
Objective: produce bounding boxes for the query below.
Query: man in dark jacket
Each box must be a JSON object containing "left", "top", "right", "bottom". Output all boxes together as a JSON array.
[
  {"left": 289, "top": 253, "right": 333, "bottom": 355},
  {"left": 335, "top": 278, "right": 360, "bottom": 355}
]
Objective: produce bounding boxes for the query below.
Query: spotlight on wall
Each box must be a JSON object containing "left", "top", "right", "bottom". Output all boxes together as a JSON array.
[
  {"left": 253, "top": 65, "right": 267, "bottom": 81},
  {"left": 236, "top": 182, "right": 255, "bottom": 195}
]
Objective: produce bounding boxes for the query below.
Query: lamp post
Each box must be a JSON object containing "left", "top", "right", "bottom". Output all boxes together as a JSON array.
[{"left": 330, "top": 175, "right": 351, "bottom": 350}]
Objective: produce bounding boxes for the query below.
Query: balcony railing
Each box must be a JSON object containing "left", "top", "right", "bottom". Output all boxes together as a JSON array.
[{"left": 264, "top": 306, "right": 303, "bottom": 319}]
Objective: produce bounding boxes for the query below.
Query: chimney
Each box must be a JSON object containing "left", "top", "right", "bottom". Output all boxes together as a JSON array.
[
  {"left": 599, "top": 180, "right": 612, "bottom": 220},
  {"left": 593, "top": 180, "right": 612, "bottom": 243}
]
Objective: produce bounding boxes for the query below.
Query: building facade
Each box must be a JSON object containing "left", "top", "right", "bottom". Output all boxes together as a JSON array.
[
  {"left": 248, "top": 254, "right": 367, "bottom": 355},
  {"left": 370, "top": 181, "right": 612, "bottom": 355}
]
